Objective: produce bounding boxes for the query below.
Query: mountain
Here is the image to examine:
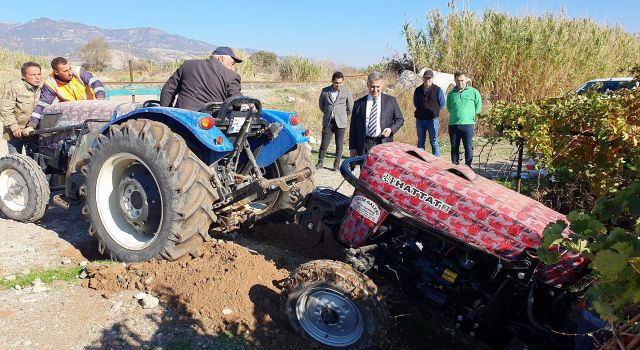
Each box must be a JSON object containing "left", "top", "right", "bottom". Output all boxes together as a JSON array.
[{"left": 0, "top": 18, "right": 218, "bottom": 63}]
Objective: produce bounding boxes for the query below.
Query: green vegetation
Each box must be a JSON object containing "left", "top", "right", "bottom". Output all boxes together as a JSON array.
[
  {"left": 538, "top": 182, "right": 640, "bottom": 348},
  {"left": 403, "top": 4, "right": 640, "bottom": 102},
  {"left": 483, "top": 69, "right": 640, "bottom": 198},
  {"left": 278, "top": 56, "right": 322, "bottom": 82},
  {"left": 0, "top": 266, "right": 84, "bottom": 289}
]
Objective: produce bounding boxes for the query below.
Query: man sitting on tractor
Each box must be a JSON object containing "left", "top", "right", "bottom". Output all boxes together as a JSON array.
[
  {"left": 23, "top": 56, "right": 105, "bottom": 134},
  {"left": 160, "top": 46, "right": 243, "bottom": 111}
]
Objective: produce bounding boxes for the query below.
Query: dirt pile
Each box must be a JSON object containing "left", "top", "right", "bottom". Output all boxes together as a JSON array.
[{"left": 83, "top": 240, "right": 314, "bottom": 349}]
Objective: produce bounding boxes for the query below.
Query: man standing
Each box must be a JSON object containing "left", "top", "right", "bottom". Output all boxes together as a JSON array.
[
  {"left": 317, "top": 72, "right": 353, "bottom": 171},
  {"left": 349, "top": 72, "right": 404, "bottom": 156},
  {"left": 160, "top": 46, "right": 242, "bottom": 111},
  {"left": 447, "top": 71, "right": 482, "bottom": 167},
  {"left": 0, "top": 62, "right": 42, "bottom": 154},
  {"left": 26, "top": 56, "right": 105, "bottom": 132},
  {"left": 413, "top": 69, "right": 445, "bottom": 155}
]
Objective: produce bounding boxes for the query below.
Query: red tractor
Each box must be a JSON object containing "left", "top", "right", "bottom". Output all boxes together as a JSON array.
[{"left": 281, "top": 143, "right": 590, "bottom": 349}]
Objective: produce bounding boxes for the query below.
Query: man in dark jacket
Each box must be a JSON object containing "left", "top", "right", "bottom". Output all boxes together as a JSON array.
[
  {"left": 349, "top": 72, "right": 404, "bottom": 156},
  {"left": 317, "top": 71, "right": 353, "bottom": 171},
  {"left": 413, "top": 69, "right": 445, "bottom": 155},
  {"left": 160, "top": 46, "right": 242, "bottom": 111}
]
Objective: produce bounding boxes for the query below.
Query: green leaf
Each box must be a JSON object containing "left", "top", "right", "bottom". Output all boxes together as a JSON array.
[
  {"left": 565, "top": 239, "right": 590, "bottom": 254},
  {"left": 591, "top": 243, "right": 633, "bottom": 278},
  {"left": 540, "top": 221, "right": 567, "bottom": 250}
]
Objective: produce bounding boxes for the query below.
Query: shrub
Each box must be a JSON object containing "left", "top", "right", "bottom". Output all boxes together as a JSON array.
[
  {"left": 249, "top": 50, "right": 278, "bottom": 73},
  {"left": 482, "top": 68, "right": 640, "bottom": 198},
  {"left": 538, "top": 182, "right": 640, "bottom": 347}
]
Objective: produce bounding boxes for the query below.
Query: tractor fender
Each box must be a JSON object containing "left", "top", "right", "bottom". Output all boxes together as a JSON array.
[
  {"left": 257, "top": 109, "right": 309, "bottom": 167},
  {"left": 99, "top": 107, "right": 234, "bottom": 162}
]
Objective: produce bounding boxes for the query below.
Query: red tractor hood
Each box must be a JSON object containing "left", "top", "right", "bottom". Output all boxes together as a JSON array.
[{"left": 351, "top": 143, "right": 587, "bottom": 288}]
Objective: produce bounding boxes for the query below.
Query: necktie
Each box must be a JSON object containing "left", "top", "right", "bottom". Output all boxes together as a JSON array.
[{"left": 368, "top": 98, "right": 378, "bottom": 137}]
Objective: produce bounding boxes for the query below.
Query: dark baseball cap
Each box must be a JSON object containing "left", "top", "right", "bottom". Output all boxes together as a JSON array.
[
  {"left": 423, "top": 69, "right": 434, "bottom": 78},
  {"left": 212, "top": 46, "right": 243, "bottom": 63}
]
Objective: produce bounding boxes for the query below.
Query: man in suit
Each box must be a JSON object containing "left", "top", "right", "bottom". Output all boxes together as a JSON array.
[
  {"left": 349, "top": 71, "right": 404, "bottom": 156},
  {"left": 317, "top": 71, "right": 353, "bottom": 171},
  {"left": 160, "top": 46, "right": 242, "bottom": 111}
]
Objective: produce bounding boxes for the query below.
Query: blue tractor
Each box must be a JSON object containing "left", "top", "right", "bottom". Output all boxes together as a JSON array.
[{"left": 0, "top": 97, "right": 315, "bottom": 261}]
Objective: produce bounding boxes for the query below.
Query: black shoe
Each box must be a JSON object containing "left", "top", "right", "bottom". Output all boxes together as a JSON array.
[
  {"left": 332, "top": 163, "right": 339, "bottom": 171},
  {"left": 316, "top": 162, "right": 323, "bottom": 170}
]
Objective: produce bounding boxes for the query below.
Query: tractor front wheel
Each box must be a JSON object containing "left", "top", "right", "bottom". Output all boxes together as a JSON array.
[{"left": 0, "top": 154, "right": 49, "bottom": 222}]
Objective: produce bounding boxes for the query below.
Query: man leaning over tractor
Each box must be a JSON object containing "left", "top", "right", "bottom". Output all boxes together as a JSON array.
[{"left": 24, "top": 56, "right": 105, "bottom": 134}]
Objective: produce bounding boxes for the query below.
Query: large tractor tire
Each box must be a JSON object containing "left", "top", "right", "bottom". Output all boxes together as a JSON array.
[
  {"left": 0, "top": 154, "right": 49, "bottom": 222},
  {"left": 252, "top": 144, "right": 315, "bottom": 221},
  {"left": 281, "top": 260, "right": 390, "bottom": 349},
  {"left": 84, "top": 119, "right": 218, "bottom": 262}
]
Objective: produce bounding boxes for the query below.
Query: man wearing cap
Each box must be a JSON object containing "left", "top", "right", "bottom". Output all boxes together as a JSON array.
[
  {"left": 160, "top": 46, "right": 242, "bottom": 111},
  {"left": 413, "top": 69, "right": 445, "bottom": 155}
]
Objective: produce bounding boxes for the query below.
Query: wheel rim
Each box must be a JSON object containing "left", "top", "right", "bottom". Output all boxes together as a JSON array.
[
  {"left": 0, "top": 168, "right": 29, "bottom": 212},
  {"left": 95, "top": 153, "right": 162, "bottom": 250},
  {"left": 296, "top": 287, "right": 364, "bottom": 347}
]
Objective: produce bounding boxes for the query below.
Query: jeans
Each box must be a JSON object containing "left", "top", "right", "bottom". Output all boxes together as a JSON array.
[
  {"left": 416, "top": 118, "right": 440, "bottom": 156},
  {"left": 7, "top": 138, "right": 28, "bottom": 155},
  {"left": 317, "top": 119, "right": 346, "bottom": 167},
  {"left": 448, "top": 124, "right": 474, "bottom": 166}
]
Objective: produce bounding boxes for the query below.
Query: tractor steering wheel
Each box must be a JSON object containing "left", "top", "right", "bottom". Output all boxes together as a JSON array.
[
  {"left": 143, "top": 100, "right": 161, "bottom": 108},
  {"left": 199, "top": 102, "right": 224, "bottom": 114}
]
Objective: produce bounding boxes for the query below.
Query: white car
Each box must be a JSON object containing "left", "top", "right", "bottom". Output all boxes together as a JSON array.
[{"left": 575, "top": 77, "right": 638, "bottom": 94}]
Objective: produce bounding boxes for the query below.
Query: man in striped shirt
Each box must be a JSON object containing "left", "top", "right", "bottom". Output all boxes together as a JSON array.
[{"left": 23, "top": 56, "right": 105, "bottom": 134}]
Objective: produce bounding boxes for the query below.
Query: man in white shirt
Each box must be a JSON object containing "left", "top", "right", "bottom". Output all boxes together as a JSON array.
[{"left": 349, "top": 72, "right": 404, "bottom": 156}]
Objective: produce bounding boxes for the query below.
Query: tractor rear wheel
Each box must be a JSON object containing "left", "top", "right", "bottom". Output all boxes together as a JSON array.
[
  {"left": 251, "top": 144, "right": 315, "bottom": 221},
  {"left": 84, "top": 119, "right": 218, "bottom": 262}
]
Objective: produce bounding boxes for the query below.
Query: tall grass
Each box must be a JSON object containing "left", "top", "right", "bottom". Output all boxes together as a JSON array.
[
  {"left": 403, "top": 8, "right": 640, "bottom": 101},
  {"left": 0, "top": 48, "right": 49, "bottom": 71},
  {"left": 279, "top": 56, "right": 322, "bottom": 82},
  {"left": 232, "top": 48, "right": 255, "bottom": 80}
]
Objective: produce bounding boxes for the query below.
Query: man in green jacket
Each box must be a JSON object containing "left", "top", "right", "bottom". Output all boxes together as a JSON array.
[
  {"left": 0, "top": 62, "right": 42, "bottom": 154},
  {"left": 447, "top": 71, "right": 481, "bottom": 166}
]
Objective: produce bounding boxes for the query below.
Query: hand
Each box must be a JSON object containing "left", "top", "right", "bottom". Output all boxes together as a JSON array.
[
  {"left": 12, "top": 128, "right": 23, "bottom": 138},
  {"left": 21, "top": 127, "right": 34, "bottom": 137},
  {"left": 349, "top": 149, "right": 357, "bottom": 157},
  {"left": 381, "top": 128, "right": 392, "bottom": 138}
]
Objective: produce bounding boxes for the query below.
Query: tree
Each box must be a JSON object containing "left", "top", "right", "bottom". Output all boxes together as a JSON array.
[{"left": 79, "top": 38, "right": 110, "bottom": 72}]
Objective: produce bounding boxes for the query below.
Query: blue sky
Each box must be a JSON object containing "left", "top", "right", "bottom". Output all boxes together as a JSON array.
[{"left": 1, "top": 0, "right": 638, "bottom": 67}]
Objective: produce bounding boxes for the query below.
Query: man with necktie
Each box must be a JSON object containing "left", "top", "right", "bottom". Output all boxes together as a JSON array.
[{"left": 349, "top": 71, "right": 404, "bottom": 156}]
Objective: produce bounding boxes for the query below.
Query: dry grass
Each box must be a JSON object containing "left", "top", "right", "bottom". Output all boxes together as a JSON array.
[{"left": 404, "top": 8, "right": 640, "bottom": 102}]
